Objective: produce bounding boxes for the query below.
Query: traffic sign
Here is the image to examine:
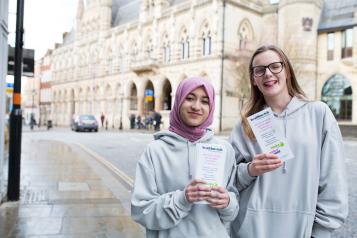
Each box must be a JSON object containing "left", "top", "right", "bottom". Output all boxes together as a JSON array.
[
  {"left": 6, "top": 82, "right": 14, "bottom": 94},
  {"left": 145, "top": 89, "right": 154, "bottom": 102},
  {"left": 145, "top": 89, "right": 154, "bottom": 96}
]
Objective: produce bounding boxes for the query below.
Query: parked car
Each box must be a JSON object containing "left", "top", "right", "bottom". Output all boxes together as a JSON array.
[{"left": 71, "top": 115, "right": 98, "bottom": 132}]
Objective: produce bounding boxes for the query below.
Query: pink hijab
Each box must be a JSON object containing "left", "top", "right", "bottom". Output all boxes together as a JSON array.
[{"left": 169, "top": 77, "right": 215, "bottom": 142}]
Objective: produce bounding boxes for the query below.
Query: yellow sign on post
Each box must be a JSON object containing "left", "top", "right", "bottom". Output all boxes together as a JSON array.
[
  {"left": 145, "top": 96, "right": 153, "bottom": 102},
  {"left": 145, "top": 89, "right": 154, "bottom": 102}
]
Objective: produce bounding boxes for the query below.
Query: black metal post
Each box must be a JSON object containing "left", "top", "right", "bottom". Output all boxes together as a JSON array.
[{"left": 7, "top": 0, "right": 25, "bottom": 201}]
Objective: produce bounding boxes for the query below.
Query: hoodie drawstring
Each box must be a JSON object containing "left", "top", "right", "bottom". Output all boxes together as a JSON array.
[
  {"left": 187, "top": 142, "right": 193, "bottom": 179},
  {"left": 282, "top": 110, "right": 288, "bottom": 174}
]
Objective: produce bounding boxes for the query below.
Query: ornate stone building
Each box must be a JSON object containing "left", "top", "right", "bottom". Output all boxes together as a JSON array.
[{"left": 49, "top": 0, "right": 357, "bottom": 131}]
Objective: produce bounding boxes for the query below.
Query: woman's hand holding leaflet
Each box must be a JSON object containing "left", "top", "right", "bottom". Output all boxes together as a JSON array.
[
  {"left": 185, "top": 179, "right": 211, "bottom": 203},
  {"left": 207, "top": 186, "right": 230, "bottom": 209},
  {"left": 248, "top": 153, "right": 283, "bottom": 176},
  {"left": 185, "top": 179, "right": 230, "bottom": 209}
]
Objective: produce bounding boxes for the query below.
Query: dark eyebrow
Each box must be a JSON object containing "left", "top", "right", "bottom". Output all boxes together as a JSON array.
[
  {"left": 252, "top": 61, "right": 282, "bottom": 68},
  {"left": 187, "top": 93, "right": 208, "bottom": 99}
]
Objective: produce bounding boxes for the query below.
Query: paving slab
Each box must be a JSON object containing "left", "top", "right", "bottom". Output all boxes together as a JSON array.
[{"left": 0, "top": 138, "right": 144, "bottom": 237}]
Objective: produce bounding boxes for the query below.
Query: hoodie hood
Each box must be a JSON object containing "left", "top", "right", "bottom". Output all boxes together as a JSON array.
[
  {"left": 154, "top": 129, "right": 214, "bottom": 145},
  {"left": 153, "top": 129, "right": 215, "bottom": 180},
  {"left": 272, "top": 96, "right": 309, "bottom": 118}
]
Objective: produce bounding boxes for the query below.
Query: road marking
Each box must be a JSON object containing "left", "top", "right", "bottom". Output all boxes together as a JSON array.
[{"left": 75, "top": 143, "right": 134, "bottom": 188}]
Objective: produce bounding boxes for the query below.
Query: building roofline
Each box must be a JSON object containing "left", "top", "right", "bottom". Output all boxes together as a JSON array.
[{"left": 318, "top": 24, "right": 357, "bottom": 33}]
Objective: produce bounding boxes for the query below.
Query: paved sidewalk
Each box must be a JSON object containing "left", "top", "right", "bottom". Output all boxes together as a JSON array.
[{"left": 0, "top": 137, "right": 144, "bottom": 237}]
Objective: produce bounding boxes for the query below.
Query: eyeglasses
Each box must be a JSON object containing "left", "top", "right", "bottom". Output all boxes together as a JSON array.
[{"left": 252, "top": 62, "right": 284, "bottom": 77}]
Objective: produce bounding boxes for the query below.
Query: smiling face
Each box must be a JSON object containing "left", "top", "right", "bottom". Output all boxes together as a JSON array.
[
  {"left": 179, "top": 86, "right": 210, "bottom": 127},
  {"left": 252, "top": 50, "right": 290, "bottom": 100}
]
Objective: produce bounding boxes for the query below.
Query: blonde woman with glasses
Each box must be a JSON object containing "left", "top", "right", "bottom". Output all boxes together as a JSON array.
[{"left": 229, "top": 45, "right": 348, "bottom": 238}]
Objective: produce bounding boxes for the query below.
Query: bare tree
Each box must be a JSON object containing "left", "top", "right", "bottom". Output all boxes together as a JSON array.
[{"left": 237, "top": 50, "right": 252, "bottom": 105}]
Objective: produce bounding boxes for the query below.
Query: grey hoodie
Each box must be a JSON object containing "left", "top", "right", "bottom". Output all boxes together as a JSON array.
[
  {"left": 131, "top": 129, "right": 239, "bottom": 238},
  {"left": 229, "top": 97, "right": 348, "bottom": 238}
]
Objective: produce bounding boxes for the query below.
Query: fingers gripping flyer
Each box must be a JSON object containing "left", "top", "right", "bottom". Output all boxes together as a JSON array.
[{"left": 247, "top": 108, "right": 294, "bottom": 161}]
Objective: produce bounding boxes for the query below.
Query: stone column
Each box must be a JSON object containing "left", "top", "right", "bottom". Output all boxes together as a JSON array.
[
  {"left": 138, "top": 96, "right": 145, "bottom": 116},
  {"left": 155, "top": 92, "right": 163, "bottom": 112}
]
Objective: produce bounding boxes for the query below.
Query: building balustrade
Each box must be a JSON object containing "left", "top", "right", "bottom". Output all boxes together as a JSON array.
[{"left": 130, "top": 56, "right": 159, "bottom": 73}]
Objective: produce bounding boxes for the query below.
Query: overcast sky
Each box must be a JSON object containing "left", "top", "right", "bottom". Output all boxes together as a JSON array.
[
  {"left": 7, "top": 0, "right": 280, "bottom": 60},
  {"left": 8, "top": 0, "right": 78, "bottom": 60}
]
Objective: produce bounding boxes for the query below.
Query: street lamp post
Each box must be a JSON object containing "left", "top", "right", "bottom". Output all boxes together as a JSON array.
[{"left": 8, "top": 0, "right": 25, "bottom": 201}]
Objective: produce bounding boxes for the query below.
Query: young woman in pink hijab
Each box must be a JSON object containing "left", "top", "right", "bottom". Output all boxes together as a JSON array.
[{"left": 131, "top": 77, "right": 239, "bottom": 238}]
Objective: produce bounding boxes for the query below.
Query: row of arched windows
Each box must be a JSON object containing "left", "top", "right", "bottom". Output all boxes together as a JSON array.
[
  {"left": 52, "top": 78, "right": 174, "bottom": 115},
  {"left": 53, "top": 18, "right": 255, "bottom": 75},
  {"left": 128, "top": 79, "right": 173, "bottom": 113}
]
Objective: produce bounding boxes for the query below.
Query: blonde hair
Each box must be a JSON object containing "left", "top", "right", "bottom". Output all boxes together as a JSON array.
[{"left": 242, "top": 45, "right": 306, "bottom": 140}]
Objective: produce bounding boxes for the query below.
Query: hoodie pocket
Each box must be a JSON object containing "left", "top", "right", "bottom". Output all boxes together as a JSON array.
[{"left": 236, "top": 209, "right": 314, "bottom": 238}]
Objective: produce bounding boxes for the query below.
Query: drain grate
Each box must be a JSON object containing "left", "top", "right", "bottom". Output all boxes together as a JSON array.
[{"left": 21, "top": 189, "right": 49, "bottom": 204}]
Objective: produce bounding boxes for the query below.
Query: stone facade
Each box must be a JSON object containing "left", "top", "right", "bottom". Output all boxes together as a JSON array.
[
  {"left": 0, "top": 0, "right": 9, "bottom": 203},
  {"left": 38, "top": 50, "right": 53, "bottom": 126},
  {"left": 45, "top": 0, "right": 357, "bottom": 131}
]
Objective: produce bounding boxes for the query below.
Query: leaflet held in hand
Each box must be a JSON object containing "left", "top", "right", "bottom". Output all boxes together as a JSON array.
[
  {"left": 247, "top": 108, "right": 294, "bottom": 161},
  {"left": 195, "top": 143, "right": 226, "bottom": 187},
  {"left": 194, "top": 143, "right": 226, "bottom": 204}
]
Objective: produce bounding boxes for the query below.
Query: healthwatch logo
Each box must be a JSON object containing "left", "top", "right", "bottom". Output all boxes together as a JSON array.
[
  {"left": 269, "top": 142, "right": 285, "bottom": 155},
  {"left": 270, "top": 148, "right": 280, "bottom": 155},
  {"left": 202, "top": 146, "right": 223, "bottom": 152}
]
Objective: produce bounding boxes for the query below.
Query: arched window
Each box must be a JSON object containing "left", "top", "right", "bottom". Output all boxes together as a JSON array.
[
  {"left": 237, "top": 19, "right": 254, "bottom": 50},
  {"left": 321, "top": 74, "right": 353, "bottom": 120},
  {"left": 181, "top": 29, "right": 190, "bottom": 60},
  {"left": 203, "top": 31, "right": 211, "bottom": 56},
  {"left": 162, "top": 33, "right": 171, "bottom": 64},
  {"left": 201, "top": 22, "right": 212, "bottom": 56},
  {"left": 131, "top": 41, "right": 138, "bottom": 62},
  {"left": 162, "top": 79, "right": 172, "bottom": 110},
  {"left": 118, "top": 45, "right": 124, "bottom": 73},
  {"left": 146, "top": 37, "right": 154, "bottom": 59},
  {"left": 130, "top": 83, "right": 138, "bottom": 110},
  {"left": 144, "top": 81, "right": 155, "bottom": 112},
  {"left": 85, "top": 86, "right": 91, "bottom": 100},
  {"left": 105, "top": 85, "right": 112, "bottom": 98},
  {"left": 106, "top": 47, "right": 113, "bottom": 74}
]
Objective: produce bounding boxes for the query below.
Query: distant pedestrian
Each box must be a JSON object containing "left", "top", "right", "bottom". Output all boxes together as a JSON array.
[
  {"left": 129, "top": 114, "right": 136, "bottom": 129},
  {"left": 100, "top": 113, "right": 105, "bottom": 127},
  {"left": 131, "top": 77, "right": 239, "bottom": 237},
  {"left": 30, "top": 114, "right": 36, "bottom": 130},
  {"left": 152, "top": 111, "right": 162, "bottom": 131},
  {"left": 136, "top": 115, "right": 144, "bottom": 129},
  {"left": 145, "top": 115, "right": 153, "bottom": 130}
]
